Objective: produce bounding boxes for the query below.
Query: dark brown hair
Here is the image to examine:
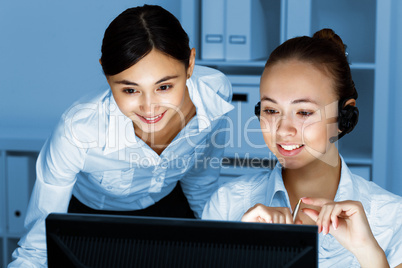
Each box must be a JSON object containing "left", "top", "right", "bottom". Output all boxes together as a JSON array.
[
  {"left": 265, "top": 28, "right": 357, "bottom": 101},
  {"left": 100, "top": 5, "right": 191, "bottom": 76}
]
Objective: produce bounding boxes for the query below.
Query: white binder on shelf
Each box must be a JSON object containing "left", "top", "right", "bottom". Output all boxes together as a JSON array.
[
  {"left": 225, "top": 0, "right": 269, "bottom": 61},
  {"left": 201, "top": 0, "right": 226, "bottom": 60},
  {"left": 6, "top": 154, "right": 36, "bottom": 235}
]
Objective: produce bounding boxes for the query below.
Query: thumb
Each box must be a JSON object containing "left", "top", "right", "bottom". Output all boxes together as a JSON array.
[{"left": 302, "top": 208, "right": 319, "bottom": 222}]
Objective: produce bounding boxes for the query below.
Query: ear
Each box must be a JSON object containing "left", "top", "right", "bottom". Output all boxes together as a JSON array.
[
  {"left": 99, "top": 58, "right": 102, "bottom": 66},
  {"left": 343, "top": 98, "right": 356, "bottom": 108},
  {"left": 186, "top": 48, "right": 196, "bottom": 79}
]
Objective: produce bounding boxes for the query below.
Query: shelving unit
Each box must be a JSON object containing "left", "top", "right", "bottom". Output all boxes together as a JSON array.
[{"left": 0, "top": 131, "right": 45, "bottom": 267}]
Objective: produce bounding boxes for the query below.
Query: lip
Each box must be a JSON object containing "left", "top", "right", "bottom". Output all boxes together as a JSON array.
[
  {"left": 276, "top": 143, "right": 305, "bottom": 157},
  {"left": 137, "top": 110, "right": 167, "bottom": 124}
]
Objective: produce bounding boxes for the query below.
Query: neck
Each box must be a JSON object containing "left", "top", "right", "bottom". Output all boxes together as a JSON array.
[{"left": 283, "top": 150, "right": 341, "bottom": 202}]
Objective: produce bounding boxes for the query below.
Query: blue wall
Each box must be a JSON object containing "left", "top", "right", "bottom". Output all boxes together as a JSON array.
[{"left": 0, "top": 0, "right": 180, "bottom": 131}]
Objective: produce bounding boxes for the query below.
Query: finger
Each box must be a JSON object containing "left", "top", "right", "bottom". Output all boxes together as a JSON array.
[
  {"left": 318, "top": 204, "right": 335, "bottom": 235},
  {"left": 301, "top": 208, "right": 319, "bottom": 221},
  {"left": 279, "top": 213, "right": 286, "bottom": 224},
  {"left": 330, "top": 204, "right": 344, "bottom": 230},
  {"left": 273, "top": 213, "right": 282, "bottom": 224},
  {"left": 285, "top": 210, "right": 294, "bottom": 224},
  {"left": 242, "top": 213, "right": 268, "bottom": 223},
  {"left": 258, "top": 210, "right": 276, "bottom": 223},
  {"left": 301, "top": 197, "right": 332, "bottom": 207},
  {"left": 301, "top": 208, "right": 322, "bottom": 232},
  {"left": 241, "top": 207, "right": 265, "bottom": 222},
  {"left": 253, "top": 211, "right": 276, "bottom": 223},
  {"left": 241, "top": 204, "right": 267, "bottom": 222},
  {"left": 279, "top": 208, "right": 293, "bottom": 224}
]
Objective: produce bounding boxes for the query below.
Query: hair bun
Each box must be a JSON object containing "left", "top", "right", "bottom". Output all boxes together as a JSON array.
[{"left": 313, "top": 28, "right": 346, "bottom": 55}]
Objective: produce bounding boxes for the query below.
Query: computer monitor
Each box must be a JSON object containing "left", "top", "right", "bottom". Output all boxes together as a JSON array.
[{"left": 46, "top": 213, "right": 318, "bottom": 268}]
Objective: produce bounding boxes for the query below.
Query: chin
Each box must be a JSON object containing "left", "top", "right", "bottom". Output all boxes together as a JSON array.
[
  {"left": 139, "top": 123, "right": 165, "bottom": 134},
  {"left": 272, "top": 151, "right": 313, "bottom": 170},
  {"left": 279, "top": 159, "right": 305, "bottom": 170}
]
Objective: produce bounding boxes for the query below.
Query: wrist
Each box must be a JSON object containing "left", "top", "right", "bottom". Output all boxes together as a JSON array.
[{"left": 352, "top": 242, "right": 389, "bottom": 268}]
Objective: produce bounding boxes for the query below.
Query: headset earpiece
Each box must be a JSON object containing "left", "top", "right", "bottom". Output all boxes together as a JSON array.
[
  {"left": 338, "top": 105, "right": 359, "bottom": 133},
  {"left": 255, "top": 102, "right": 261, "bottom": 120},
  {"left": 329, "top": 100, "right": 359, "bottom": 143}
]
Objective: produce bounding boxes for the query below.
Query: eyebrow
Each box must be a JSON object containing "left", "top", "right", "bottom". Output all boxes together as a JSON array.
[
  {"left": 114, "top": 75, "right": 180, "bottom": 86},
  {"left": 261, "top": 96, "right": 319, "bottom": 105}
]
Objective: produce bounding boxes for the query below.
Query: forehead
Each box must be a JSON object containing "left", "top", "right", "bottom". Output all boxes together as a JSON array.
[
  {"left": 109, "top": 49, "right": 186, "bottom": 81},
  {"left": 260, "top": 59, "right": 337, "bottom": 104}
]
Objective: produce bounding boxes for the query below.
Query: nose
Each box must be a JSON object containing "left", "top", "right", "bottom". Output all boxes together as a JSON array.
[
  {"left": 139, "top": 94, "right": 159, "bottom": 115},
  {"left": 276, "top": 115, "right": 297, "bottom": 138}
]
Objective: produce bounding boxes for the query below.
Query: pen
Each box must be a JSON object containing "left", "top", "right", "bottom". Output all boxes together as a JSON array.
[{"left": 292, "top": 199, "right": 302, "bottom": 223}]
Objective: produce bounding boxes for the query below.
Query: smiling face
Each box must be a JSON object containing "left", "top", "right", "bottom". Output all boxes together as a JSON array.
[
  {"left": 107, "top": 48, "right": 195, "bottom": 134},
  {"left": 259, "top": 59, "right": 340, "bottom": 169}
]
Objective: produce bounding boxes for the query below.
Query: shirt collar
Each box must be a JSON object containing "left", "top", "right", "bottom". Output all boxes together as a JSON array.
[
  {"left": 265, "top": 162, "right": 289, "bottom": 207},
  {"left": 186, "top": 69, "right": 234, "bottom": 132},
  {"left": 265, "top": 156, "right": 356, "bottom": 209},
  {"left": 334, "top": 155, "right": 357, "bottom": 201}
]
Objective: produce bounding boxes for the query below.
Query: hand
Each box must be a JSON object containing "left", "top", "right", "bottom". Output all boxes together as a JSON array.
[
  {"left": 241, "top": 203, "right": 294, "bottom": 224},
  {"left": 301, "top": 197, "right": 389, "bottom": 267}
]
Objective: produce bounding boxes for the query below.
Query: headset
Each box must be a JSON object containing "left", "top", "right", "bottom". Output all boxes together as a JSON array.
[
  {"left": 330, "top": 97, "right": 359, "bottom": 143},
  {"left": 254, "top": 97, "right": 359, "bottom": 143}
]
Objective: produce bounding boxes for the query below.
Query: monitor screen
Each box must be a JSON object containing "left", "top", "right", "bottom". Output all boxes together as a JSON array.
[{"left": 46, "top": 213, "right": 318, "bottom": 268}]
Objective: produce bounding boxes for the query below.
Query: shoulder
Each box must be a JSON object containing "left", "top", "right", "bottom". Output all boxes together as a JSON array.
[
  {"left": 352, "top": 174, "right": 402, "bottom": 206},
  {"left": 351, "top": 174, "right": 402, "bottom": 211},
  {"left": 191, "top": 65, "right": 232, "bottom": 102},
  {"left": 352, "top": 174, "right": 402, "bottom": 230}
]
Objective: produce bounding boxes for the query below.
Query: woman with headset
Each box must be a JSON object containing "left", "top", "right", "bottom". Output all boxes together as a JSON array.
[{"left": 203, "top": 29, "right": 402, "bottom": 267}]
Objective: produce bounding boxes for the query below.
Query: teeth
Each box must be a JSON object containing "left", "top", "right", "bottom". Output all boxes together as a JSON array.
[
  {"left": 280, "top": 144, "right": 303, "bottom": 151},
  {"left": 144, "top": 114, "right": 162, "bottom": 121}
]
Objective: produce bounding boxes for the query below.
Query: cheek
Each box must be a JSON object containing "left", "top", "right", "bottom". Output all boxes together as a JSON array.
[
  {"left": 114, "top": 95, "right": 138, "bottom": 115},
  {"left": 260, "top": 118, "right": 276, "bottom": 150},
  {"left": 302, "top": 120, "right": 332, "bottom": 152},
  {"left": 161, "top": 87, "right": 187, "bottom": 108}
]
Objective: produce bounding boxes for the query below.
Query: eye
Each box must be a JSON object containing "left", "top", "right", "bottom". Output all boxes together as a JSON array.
[
  {"left": 263, "top": 108, "right": 278, "bottom": 115},
  {"left": 123, "top": 88, "right": 138, "bottom": 94},
  {"left": 158, "top": 85, "right": 172, "bottom": 91},
  {"left": 298, "top": 110, "right": 314, "bottom": 117}
]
